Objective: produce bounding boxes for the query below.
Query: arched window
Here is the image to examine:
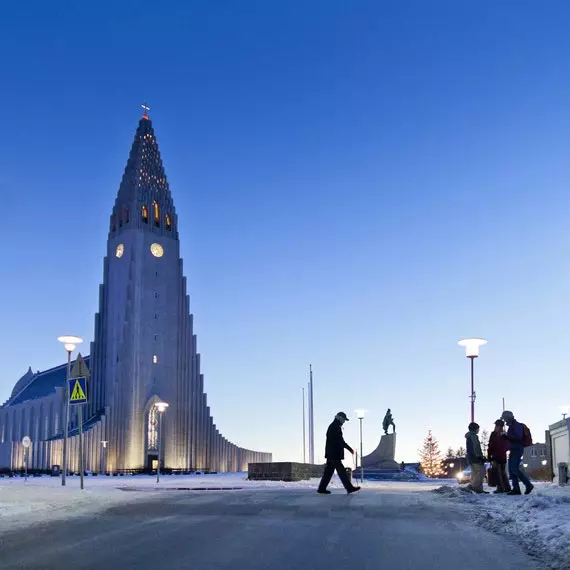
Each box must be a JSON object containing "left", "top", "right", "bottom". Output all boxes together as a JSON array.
[
  {"left": 142, "top": 205, "right": 148, "bottom": 223},
  {"left": 125, "top": 207, "right": 130, "bottom": 223},
  {"left": 148, "top": 406, "right": 158, "bottom": 451},
  {"left": 166, "top": 213, "right": 172, "bottom": 230},
  {"left": 153, "top": 200, "right": 160, "bottom": 227}
]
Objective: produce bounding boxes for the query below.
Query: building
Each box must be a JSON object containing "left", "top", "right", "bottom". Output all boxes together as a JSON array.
[
  {"left": 0, "top": 110, "right": 271, "bottom": 473},
  {"left": 547, "top": 418, "right": 570, "bottom": 485},
  {"left": 521, "top": 442, "right": 548, "bottom": 478}
]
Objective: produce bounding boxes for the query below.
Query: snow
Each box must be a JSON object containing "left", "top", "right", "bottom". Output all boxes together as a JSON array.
[
  {"left": 3, "top": 473, "right": 568, "bottom": 568},
  {"left": 431, "top": 483, "right": 570, "bottom": 570},
  {"left": 0, "top": 472, "right": 449, "bottom": 531}
]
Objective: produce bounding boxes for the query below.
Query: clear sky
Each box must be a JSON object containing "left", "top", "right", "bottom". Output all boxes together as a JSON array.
[{"left": 1, "top": 1, "right": 569, "bottom": 463}]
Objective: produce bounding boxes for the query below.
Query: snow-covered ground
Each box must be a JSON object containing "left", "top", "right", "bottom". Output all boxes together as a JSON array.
[
  {"left": 2, "top": 473, "right": 568, "bottom": 568},
  {"left": 433, "top": 483, "right": 570, "bottom": 570},
  {"left": 0, "top": 472, "right": 448, "bottom": 530}
]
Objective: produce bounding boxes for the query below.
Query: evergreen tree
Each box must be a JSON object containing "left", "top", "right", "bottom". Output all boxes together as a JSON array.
[
  {"left": 456, "top": 446, "right": 466, "bottom": 457},
  {"left": 481, "top": 430, "right": 490, "bottom": 458},
  {"left": 446, "top": 446, "right": 455, "bottom": 459},
  {"left": 418, "top": 431, "right": 445, "bottom": 478}
]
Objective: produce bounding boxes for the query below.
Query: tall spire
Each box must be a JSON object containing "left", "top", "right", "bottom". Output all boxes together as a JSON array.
[{"left": 108, "top": 109, "right": 178, "bottom": 239}]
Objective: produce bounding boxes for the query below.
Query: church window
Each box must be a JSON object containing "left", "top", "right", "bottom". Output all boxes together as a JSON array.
[
  {"left": 148, "top": 406, "right": 159, "bottom": 451},
  {"left": 153, "top": 200, "right": 160, "bottom": 227},
  {"left": 153, "top": 355, "right": 158, "bottom": 364},
  {"left": 142, "top": 205, "right": 149, "bottom": 223},
  {"left": 166, "top": 213, "right": 172, "bottom": 230}
]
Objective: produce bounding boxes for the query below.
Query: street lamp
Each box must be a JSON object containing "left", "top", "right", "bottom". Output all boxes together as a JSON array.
[
  {"left": 155, "top": 402, "right": 169, "bottom": 483},
  {"left": 458, "top": 338, "right": 487, "bottom": 424},
  {"left": 355, "top": 409, "right": 366, "bottom": 484},
  {"left": 57, "top": 335, "right": 83, "bottom": 487},
  {"left": 541, "top": 460, "right": 548, "bottom": 466},
  {"left": 101, "top": 441, "right": 108, "bottom": 475}
]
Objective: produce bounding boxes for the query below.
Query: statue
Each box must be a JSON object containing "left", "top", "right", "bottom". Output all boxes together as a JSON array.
[{"left": 382, "top": 408, "right": 396, "bottom": 435}]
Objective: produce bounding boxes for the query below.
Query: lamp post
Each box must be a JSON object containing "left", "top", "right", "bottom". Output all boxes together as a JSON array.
[
  {"left": 458, "top": 338, "right": 487, "bottom": 424},
  {"left": 355, "top": 409, "right": 366, "bottom": 483},
  {"left": 57, "top": 335, "right": 83, "bottom": 487},
  {"left": 101, "top": 440, "right": 108, "bottom": 475},
  {"left": 155, "top": 402, "right": 169, "bottom": 483}
]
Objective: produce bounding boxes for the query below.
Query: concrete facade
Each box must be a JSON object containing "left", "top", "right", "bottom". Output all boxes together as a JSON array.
[
  {"left": 548, "top": 419, "right": 570, "bottom": 485},
  {"left": 0, "top": 113, "right": 271, "bottom": 473}
]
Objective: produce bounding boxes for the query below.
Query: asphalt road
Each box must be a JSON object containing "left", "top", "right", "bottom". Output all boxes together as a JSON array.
[{"left": 0, "top": 489, "right": 539, "bottom": 570}]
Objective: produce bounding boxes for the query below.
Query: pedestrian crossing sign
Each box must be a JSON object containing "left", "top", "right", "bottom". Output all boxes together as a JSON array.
[{"left": 68, "top": 377, "right": 88, "bottom": 405}]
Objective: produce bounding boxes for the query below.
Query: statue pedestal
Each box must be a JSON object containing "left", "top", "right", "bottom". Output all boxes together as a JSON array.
[{"left": 361, "top": 433, "right": 400, "bottom": 470}]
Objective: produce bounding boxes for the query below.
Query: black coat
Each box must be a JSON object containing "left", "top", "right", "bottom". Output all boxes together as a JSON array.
[{"left": 325, "top": 419, "right": 354, "bottom": 460}]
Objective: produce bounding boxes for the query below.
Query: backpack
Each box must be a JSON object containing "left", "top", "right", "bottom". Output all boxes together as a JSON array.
[{"left": 521, "top": 423, "right": 533, "bottom": 447}]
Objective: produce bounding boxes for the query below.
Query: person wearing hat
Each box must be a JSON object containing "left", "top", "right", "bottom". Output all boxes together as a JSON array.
[
  {"left": 317, "top": 412, "right": 361, "bottom": 494},
  {"left": 488, "top": 419, "right": 511, "bottom": 494},
  {"left": 501, "top": 410, "right": 534, "bottom": 495}
]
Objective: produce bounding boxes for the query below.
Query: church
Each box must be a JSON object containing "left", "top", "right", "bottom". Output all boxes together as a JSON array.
[{"left": 0, "top": 110, "right": 271, "bottom": 473}]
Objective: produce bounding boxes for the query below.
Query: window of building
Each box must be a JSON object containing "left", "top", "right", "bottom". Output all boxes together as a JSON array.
[
  {"left": 153, "top": 200, "right": 160, "bottom": 227},
  {"left": 154, "top": 312, "right": 158, "bottom": 319},
  {"left": 166, "top": 213, "right": 172, "bottom": 230},
  {"left": 119, "top": 209, "right": 123, "bottom": 227},
  {"left": 154, "top": 292, "right": 159, "bottom": 299},
  {"left": 154, "top": 334, "right": 158, "bottom": 341},
  {"left": 540, "top": 448, "right": 546, "bottom": 457},
  {"left": 125, "top": 207, "right": 130, "bottom": 223},
  {"left": 531, "top": 447, "right": 537, "bottom": 457},
  {"left": 142, "top": 205, "right": 149, "bottom": 223},
  {"left": 111, "top": 215, "right": 116, "bottom": 232},
  {"left": 153, "top": 355, "right": 158, "bottom": 364},
  {"left": 148, "top": 406, "right": 158, "bottom": 451}
]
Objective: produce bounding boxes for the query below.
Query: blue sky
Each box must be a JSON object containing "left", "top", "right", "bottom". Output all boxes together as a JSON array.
[{"left": 1, "top": 1, "right": 569, "bottom": 462}]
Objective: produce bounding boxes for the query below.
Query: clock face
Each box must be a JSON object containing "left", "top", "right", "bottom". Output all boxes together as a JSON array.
[
  {"left": 150, "top": 243, "right": 164, "bottom": 258},
  {"left": 115, "top": 244, "right": 124, "bottom": 258}
]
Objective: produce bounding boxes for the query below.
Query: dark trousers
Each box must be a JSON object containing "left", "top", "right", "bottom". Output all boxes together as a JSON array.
[
  {"left": 493, "top": 460, "right": 511, "bottom": 492},
  {"left": 318, "top": 459, "right": 353, "bottom": 491},
  {"left": 508, "top": 450, "right": 532, "bottom": 492}
]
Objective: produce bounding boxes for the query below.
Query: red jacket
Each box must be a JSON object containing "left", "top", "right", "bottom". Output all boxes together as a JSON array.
[{"left": 488, "top": 431, "right": 509, "bottom": 463}]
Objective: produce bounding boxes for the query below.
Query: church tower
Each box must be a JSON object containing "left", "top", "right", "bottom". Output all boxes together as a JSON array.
[{"left": 86, "top": 108, "right": 261, "bottom": 471}]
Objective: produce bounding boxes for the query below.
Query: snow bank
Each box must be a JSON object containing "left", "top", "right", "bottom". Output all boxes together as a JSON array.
[{"left": 431, "top": 483, "right": 570, "bottom": 570}]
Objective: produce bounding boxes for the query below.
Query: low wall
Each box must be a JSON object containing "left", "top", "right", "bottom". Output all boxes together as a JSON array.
[{"left": 248, "top": 462, "right": 328, "bottom": 482}]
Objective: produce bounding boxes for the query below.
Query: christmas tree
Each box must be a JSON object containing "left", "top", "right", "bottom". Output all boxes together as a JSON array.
[
  {"left": 419, "top": 431, "right": 445, "bottom": 478},
  {"left": 480, "top": 430, "right": 490, "bottom": 458}
]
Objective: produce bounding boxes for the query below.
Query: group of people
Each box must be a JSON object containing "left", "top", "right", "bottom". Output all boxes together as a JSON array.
[{"left": 465, "top": 410, "right": 534, "bottom": 495}]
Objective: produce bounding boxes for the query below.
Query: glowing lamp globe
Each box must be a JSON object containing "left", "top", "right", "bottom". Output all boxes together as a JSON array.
[
  {"left": 57, "top": 335, "right": 83, "bottom": 353},
  {"left": 155, "top": 402, "right": 169, "bottom": 413},
  {"left": 458, "top": 338, "right": 487, "bottom": 358}
]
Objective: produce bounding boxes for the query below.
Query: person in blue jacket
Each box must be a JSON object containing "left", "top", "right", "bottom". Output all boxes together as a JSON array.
[{"left": 501, "top": 410, "right": 534, "bottom": 495}]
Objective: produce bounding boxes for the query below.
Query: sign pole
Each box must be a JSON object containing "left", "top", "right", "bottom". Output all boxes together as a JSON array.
[
  {"left": 68, "top": 353, "right": 89, "bottom": 491},
  {"left": 79, "top": 404, "right": 84, "bottom": 490}
]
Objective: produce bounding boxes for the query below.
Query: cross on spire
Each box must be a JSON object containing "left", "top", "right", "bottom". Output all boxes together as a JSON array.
[{"left": 141, "top": 102, "right": 150, "bottom": 119}]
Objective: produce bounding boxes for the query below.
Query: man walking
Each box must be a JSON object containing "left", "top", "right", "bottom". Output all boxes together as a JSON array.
[
  {"left": 317, "top": 412, "right": 361, "bottom": 495},
  {"left": 488, "top": 419, "right": 511, "bottom": 494},
  {"left": 465, "top": 422, "right": 487, "bottom": 494},
  {"left": 501, "top": 411, "right": 534, "bottom": 495}
]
